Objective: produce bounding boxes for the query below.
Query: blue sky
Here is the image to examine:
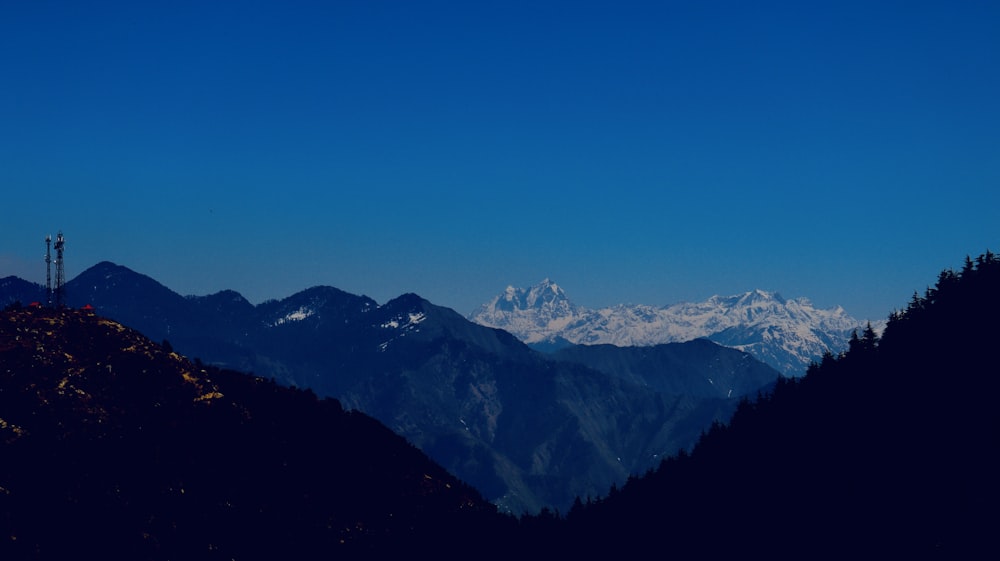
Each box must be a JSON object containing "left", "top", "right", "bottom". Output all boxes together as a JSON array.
[{"left": 2, "top": 1, "right": 997, "bottom": 321}]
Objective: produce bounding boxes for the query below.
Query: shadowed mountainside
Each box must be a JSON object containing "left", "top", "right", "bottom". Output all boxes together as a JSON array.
[{"left": 0, "top": 306, "right": 509, "bottom": 559}]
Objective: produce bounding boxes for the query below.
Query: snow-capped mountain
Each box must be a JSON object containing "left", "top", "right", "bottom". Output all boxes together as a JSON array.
[
  {"left": 470, "top": 280, "right": 880, "bottom": 376},
  {"left": 469, "top": 279, "right": 585, "bottom": 344}
]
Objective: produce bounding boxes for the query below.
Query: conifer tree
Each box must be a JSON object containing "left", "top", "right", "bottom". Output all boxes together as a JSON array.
[{"left": 861, "top": 322, "right": 878, "bottom": 351}]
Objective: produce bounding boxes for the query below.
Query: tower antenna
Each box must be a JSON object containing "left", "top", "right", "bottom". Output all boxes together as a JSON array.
[
  {"left": 45, "top": 235, "right": 53, "bottom": 306},
  {"left": 54, "top": 232, "right": 65, "bottom": 307}
]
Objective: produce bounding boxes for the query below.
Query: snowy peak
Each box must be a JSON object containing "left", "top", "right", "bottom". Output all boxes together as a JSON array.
[
  {"left": 470, "top": 282, "right": 876, "bottom": 377},
  {"left": 709, "top": 289, "right": 786, "bottom": 312},
  {"left": 735, "top": 289, "right": 785, "bottom": 306},
  {"left": 531, "top": 279, "right": 569, "bottom": 303},
  {"left": 496, "top": 279, "right": 570, "bottom": 312},
  {"left": 472, "top": 279, "right": 583, "bottom": 344}
]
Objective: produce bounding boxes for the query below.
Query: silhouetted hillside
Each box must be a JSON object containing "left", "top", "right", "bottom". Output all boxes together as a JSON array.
[
  {"left": 553, "top": 251, "right": 1000, "bottom": 557},
  {"left": 0, "top": 306, "right": 510, "bottom": 559},
  {"left": 0, "top": 277, "right": 44, "bottom": 307}
]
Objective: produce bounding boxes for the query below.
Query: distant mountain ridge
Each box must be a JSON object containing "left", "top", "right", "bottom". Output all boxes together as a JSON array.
[{"left": 470, "top": 279, "right": 878, "bottom": 376}]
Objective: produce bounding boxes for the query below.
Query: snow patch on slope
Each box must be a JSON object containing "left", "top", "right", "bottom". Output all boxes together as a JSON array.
[
  {"left": 381, "top": 312, "right": 426, "bottom": 330},
  {"left": 271, "top": 306, "right": 315, "bottom": 326}
]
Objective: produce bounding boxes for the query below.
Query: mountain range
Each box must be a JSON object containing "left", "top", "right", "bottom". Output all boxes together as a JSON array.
[
  {"left": 0, "top": 263, "right": 781, "bottom": 514},
  {"left": 470, "top": 279, "right": 880, "bottom": 376},
  {"left": 2, "top": 251, "right": 996, "bottom": 558}
]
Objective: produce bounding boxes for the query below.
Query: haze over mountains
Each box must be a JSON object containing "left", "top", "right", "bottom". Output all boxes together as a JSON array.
[
  {"left": 0, "top": 262, "right": 781, "bottom": 514},
  {"left": 471, "top": 279, "right": 879, "bottom": 376}
]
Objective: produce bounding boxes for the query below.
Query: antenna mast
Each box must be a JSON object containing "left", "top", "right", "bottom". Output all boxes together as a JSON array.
[
  {"left": 45, "top": 235, "right": 53, "bottom": 306},
  {"left": 54, "top": 232, "right": 65, "bottom": 307}
]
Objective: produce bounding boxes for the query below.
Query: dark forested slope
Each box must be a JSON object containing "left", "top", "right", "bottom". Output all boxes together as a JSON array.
[
  {"left": 555, "top": 251, "right": 1000, "bottom": 557},
  {"left": 0, "top": 306, "right": 509, "bottom": 559}
]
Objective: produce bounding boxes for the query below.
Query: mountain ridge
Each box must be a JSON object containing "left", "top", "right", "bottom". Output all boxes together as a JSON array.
[{"left": 470, "top": 280, "right": 878, "bottom": 376}]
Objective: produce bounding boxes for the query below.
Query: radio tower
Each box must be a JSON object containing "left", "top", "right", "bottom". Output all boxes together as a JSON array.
[
  {"left": 45, "top": 235, "right": 53, "bottom": 306},
  {"left": 54, "top": 232, "right": 65, "bottom": 307}
]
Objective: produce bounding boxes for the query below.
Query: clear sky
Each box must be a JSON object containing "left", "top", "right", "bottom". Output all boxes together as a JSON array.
[{"left": 2, "top": 1, "right": 997, "bottom": 321}]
